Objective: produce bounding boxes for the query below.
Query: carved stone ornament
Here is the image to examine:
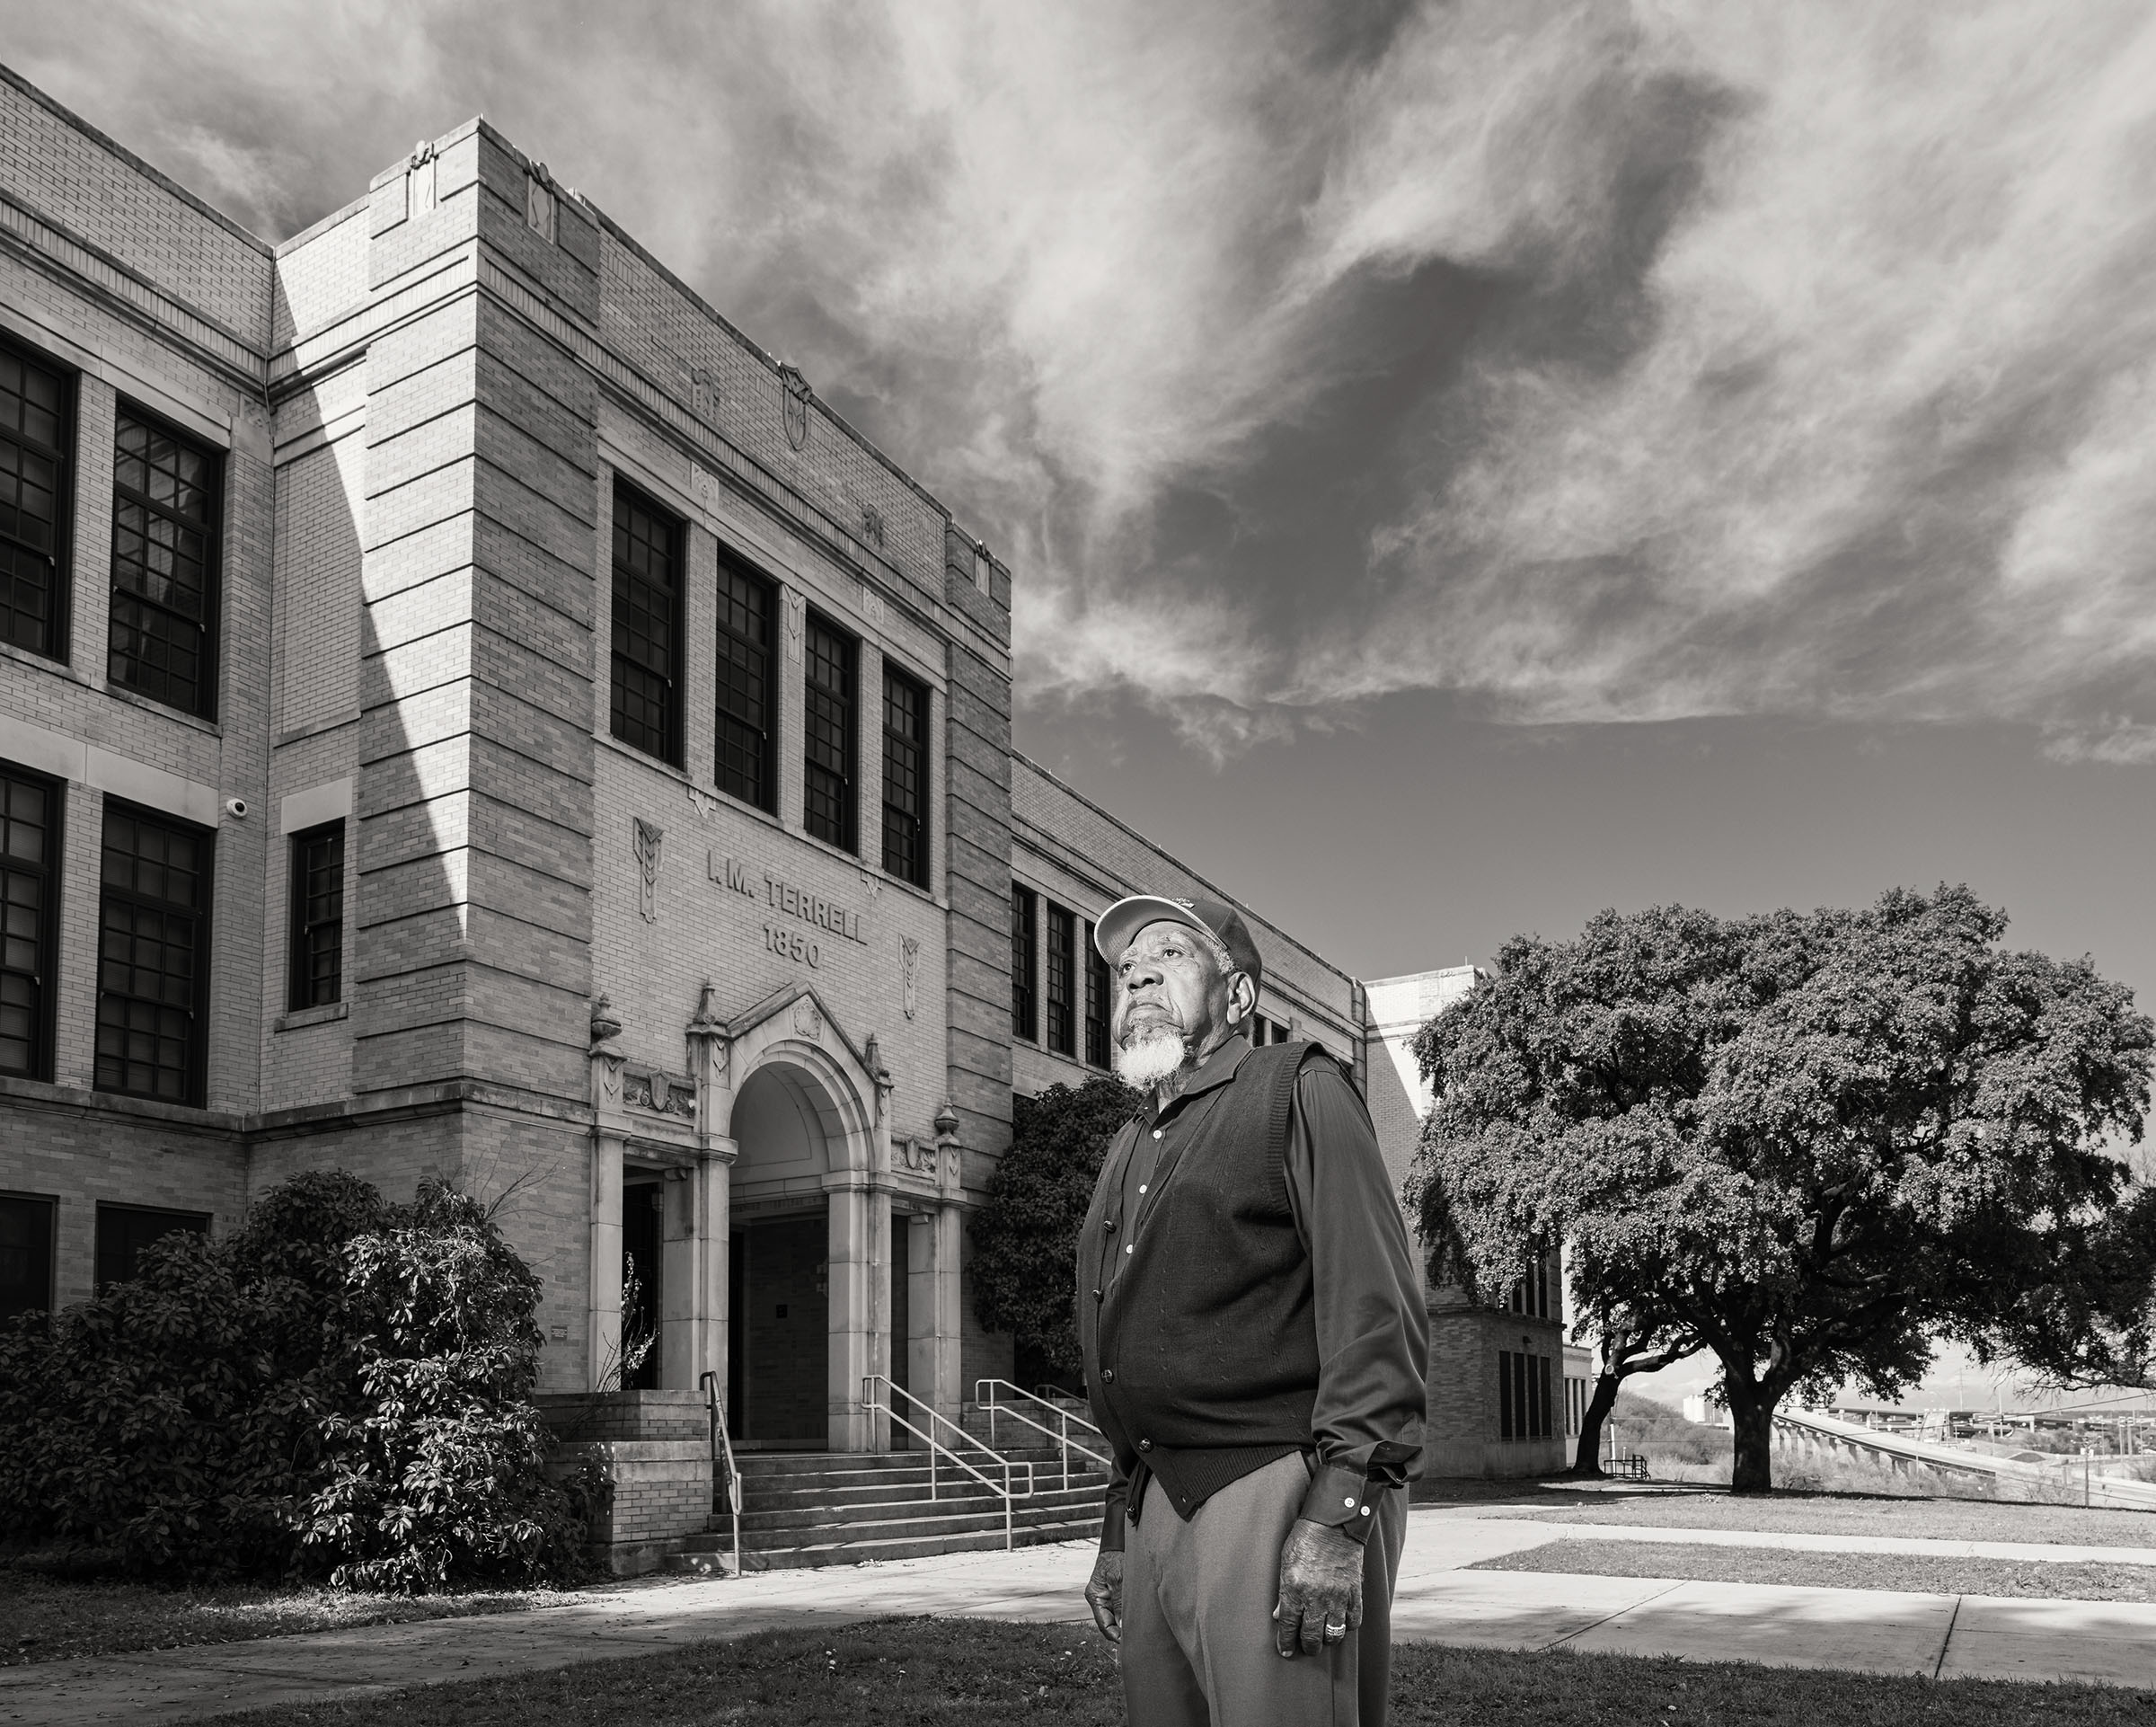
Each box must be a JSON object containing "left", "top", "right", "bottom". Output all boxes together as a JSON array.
[
  {"left": 895, "top": 1137, "right": 937, "bottom": 1175},
  {"left": 634, "top": 819, "right": 663, "bottom": 923},
  {"left": 901, "top": 935, "right": 920, "bottom": 1021},
  {"left": 525, "top": 167, "right": 557, "bottom": 243},
  {"left": 685, "top": 784, "right": 719, "bottom": 821},
  {"left": 860, "top": 504, "right": 886, "bottom": 549},
  {"left": 589, "top": 995, "right": 623, "bottom": 1050},
  {"left": 782, "top": 589, "right": 805, "bottom": 662},
  {"left": 791, "top": 996, "right": 825, "bottom": 1041},
  {"left": 689, "top": 461, "right": 719, "bottom": 514},
  {"left": 624, "top": 1066, "right": 696, "bottom": 1119},
  {"left": 779, "top": 362, "right": 812, "bottom": 451},
  {"left": 860, "top": 580, "right": 887, "bottom": 626},
  {"left": 407, "top": 139, "right": 437, "bottom": 218},
  {"left": 691, "top": 365, "right": 719, "bottom": 422}
]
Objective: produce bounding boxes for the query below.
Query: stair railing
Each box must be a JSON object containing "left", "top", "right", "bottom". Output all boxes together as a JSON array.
[
  {"left": 698, "top": 1369, "right": 743, "bottom": 1577},
  {"left": 975, "top": 1378, "right": 1111, "bottom": 1490},
  {"left": 862, "top": 1374, "right": 1033, "bottom": 1549}
]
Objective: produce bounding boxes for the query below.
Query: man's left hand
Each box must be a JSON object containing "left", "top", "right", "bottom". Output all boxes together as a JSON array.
[{"left": 1272, "top": 1518, "right": 1363, "bottom": 1658}]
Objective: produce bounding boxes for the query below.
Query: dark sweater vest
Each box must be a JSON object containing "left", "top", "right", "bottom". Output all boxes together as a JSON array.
[{"left": 1078, "top": 1041, "right": 1323, "bottom": 1513}]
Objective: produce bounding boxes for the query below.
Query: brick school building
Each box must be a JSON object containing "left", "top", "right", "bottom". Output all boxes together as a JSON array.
[{"left": 0, "top": 66, "right": 1569, "bottom": 1500}]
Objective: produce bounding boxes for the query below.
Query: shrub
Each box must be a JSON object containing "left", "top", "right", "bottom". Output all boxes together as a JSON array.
[
  {"left": 0, "top": 1171, "right": 599, "bottom": 1591},
  {"left": 969, "top": 1076, "right": 1142, "bottom": 1382}
]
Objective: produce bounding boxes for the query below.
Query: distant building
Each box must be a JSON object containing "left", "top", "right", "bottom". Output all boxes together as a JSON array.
[{"left": 1365, "top": 964, "right": 1595, "bottom": 1477}]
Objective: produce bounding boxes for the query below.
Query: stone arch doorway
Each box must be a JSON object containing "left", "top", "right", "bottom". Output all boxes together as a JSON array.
[{"left": 728, "top": 1057, "right": 848, "bottom": 1448}]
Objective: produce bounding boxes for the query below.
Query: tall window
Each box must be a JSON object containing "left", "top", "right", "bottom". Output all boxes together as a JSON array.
[
  {"left": 287, "top": 821, "right": 344, "bottom": 1011},
  {"left": 1083, "top": 919, "right": 1110, "bottom": 1068},
  {"left": 96, "top": 803, "right": 211, "bottom": 1105},
  {"left": 1506, "top": 1253, "right": 1552, "bottom": 1318},
  {"left": 1011, "top": 882, "right": 1038, "bottom": 1041},
  {"left": 110, "top": 407, "right": 218, "bottom": 717},
  {"left": 0, "top": 340, "right": 70, "bottom": 660},
  {"left": 713, "top": 554, "right": 774, "bottom": 809},
  {"left": 94, "top": 1203, "right": 208, "bottom": 1289},
  {"left": 803, "top": 614, "right": 856, "bottom": 851},
  {"left": 1497, "top": 1351, "right": 1553, "bottom": 1441},
  {"left": 881, "top": 665, "right": 929, "bottom": 887},
  {"left": 1045, "top": 902, "right": 1075, "bottom": 1056},
  {"left": 0, "top": 766, "right": 57, "bottom": 1081},
  {"left": 0, "top": 1195, "right": 53, "bottom": 1323},
  {"left": 610, "top": 482, "right": 682, "bottom": 764}
]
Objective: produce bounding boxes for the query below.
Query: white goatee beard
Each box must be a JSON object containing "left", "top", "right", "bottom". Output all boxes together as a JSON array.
[{"left": 1112, "top": 1029, "right": 1188, "bottom": 1090}]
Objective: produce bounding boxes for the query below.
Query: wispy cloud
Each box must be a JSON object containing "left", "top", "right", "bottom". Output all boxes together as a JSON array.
[{"left": 18, "top": 1, "right": 2156, "bottom": 757}]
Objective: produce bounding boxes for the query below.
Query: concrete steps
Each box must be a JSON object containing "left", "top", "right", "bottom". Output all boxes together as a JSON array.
[{"left": 664, "top": 1440, "right": 1109, "bottom": 1574}]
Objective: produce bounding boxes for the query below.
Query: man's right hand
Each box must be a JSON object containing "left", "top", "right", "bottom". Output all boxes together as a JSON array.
[{"left": 1084, "top": 1547, "right": 1125, "bottom": 1643}]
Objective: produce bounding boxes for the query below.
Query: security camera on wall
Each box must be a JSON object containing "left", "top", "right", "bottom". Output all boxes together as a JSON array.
[{"left": 223, "top": 797, "right": 249, "bottom": 820}]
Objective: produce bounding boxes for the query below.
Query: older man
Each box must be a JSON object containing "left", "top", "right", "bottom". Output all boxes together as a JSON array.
[{"left": 1075, "top": 893, "right": 1427, "bottom": 1727}]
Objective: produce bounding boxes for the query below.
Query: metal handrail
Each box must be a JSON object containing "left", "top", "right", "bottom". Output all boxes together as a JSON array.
[
  {"left": 862, "top": 1375, "right": 1033, "bottom": 1549},
  {"left": 698, "top": 1369, "right": 743, "bottom": 1576},
  {"left": 976, "top": 1377, "right": 1111, "bottom": 1489}
]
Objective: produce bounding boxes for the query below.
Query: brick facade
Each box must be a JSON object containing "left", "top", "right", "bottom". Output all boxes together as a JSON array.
[{"left": 0, "top": 63, "right": 1538, "bottom": 1483}]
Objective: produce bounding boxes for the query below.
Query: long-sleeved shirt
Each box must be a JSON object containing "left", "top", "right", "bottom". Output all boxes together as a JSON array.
[{"left": 1091, "top": 1034, "right": 1427, "bottom": 1550}]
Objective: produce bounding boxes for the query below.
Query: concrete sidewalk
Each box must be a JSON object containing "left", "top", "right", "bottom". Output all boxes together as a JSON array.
[{"left": 7, "top": 1511, "right": 2155, "bottom": 1724}]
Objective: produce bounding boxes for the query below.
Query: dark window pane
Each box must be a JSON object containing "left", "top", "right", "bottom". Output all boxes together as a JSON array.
[
  {"left": 610, "top": 483, "right": 681, "bottom": 763},
  {"left": 0, "top": 1195, "right": 53, "bottom": 1323},
  {"left": 880, "top": 665, "right": 927, "bottom": 886},
  {"left": 803, "top": 616, "right": 855, "bottom": 851},
  {"left": 287, "top": 822, "right": 344, "bottom": 1011},
  {"left": 714, "top": 557, "right": 773, "bottom": 809},
  {"left": 1046, "top": 903, "right": 1075, "bottom": 1056},
  {"left": 95, "top": 805, "right": 209, "bottom": 1104},
  {"left": 1498, "top": 1351, "right": 1514, "bottom": 1441},
  {"left": 0, "top": 342, "right": 70, "bottom": 659},
  {"left": 0, "top": 770, "right": 54, "bottom": 1080},
  {"left": 94, "top": 1203, "right": 208, "bottom": 1290},
  {"left": 110, "top": 410, "right": 217, "bottom": 714},
  {"left": 1084, "top": 920, "right": 1110, "bottom": 1069},
  {"left": 1011, "top": 883, "right": 1038, "bottom": 1041}
]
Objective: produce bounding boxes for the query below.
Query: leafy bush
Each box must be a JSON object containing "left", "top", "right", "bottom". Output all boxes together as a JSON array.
[
  {"left": 0, "top": 1171, "right": 600, "bottom": 1591},
  {"left": 969, "top": 1076, "right": 1142, "bottom": 1380}
]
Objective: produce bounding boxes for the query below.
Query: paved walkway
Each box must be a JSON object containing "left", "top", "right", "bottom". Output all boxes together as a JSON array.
[{"left": 9, "top": 1510, "right": 2156, "bottom": 1723}]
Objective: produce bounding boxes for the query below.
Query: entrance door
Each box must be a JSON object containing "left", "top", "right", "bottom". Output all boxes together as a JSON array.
[
  {"left": 621, "top": 1180, "right": 661, "bottom": 1391},
  {"left": 737, "top": 1211, "right": 828, "bottom": 1447}
]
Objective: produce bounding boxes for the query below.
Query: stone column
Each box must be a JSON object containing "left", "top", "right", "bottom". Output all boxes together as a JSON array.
[
  {"left": 686, "top": 987, "right": 736, "bottom": 1411},
  {"left": 659, "top": 1165, "right": 698, "bottom": 1391},
  {"left": 589, "top": 1128, "right": 625, "bottom": 1391},
  {"left": 826, "top": 1175, "right": 873, "bottom": 1451},
  {"left": 866, "top": 1189, "right": 892, "bottom": 1450},
  {"left": 907, "top": 1207, "right": 965, "bottom": 1428}
]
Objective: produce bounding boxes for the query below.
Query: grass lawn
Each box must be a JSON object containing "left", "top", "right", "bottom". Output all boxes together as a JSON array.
[
  {"left": 193, "top": 1616, "right": 2156, "bottom": 1727},
  {"left": 0, "top": 1563, "right": 595, "bottom": 1666},
  {"left": 1476, "top": 1489, "right": 2156, "bottom": 1549},
  {"left": 1473, "top": 1537, "right": 2156, "bottom": 1602}
]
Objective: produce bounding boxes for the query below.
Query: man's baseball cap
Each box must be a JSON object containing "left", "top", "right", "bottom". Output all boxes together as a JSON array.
[{"left": 1094, "top": 893, "right": 1264, "bottom": 996}]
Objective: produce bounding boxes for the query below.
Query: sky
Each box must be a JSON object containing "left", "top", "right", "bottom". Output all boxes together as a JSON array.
[{"left": 14, "top": 4, "right": 2156, "bottom": 1402}]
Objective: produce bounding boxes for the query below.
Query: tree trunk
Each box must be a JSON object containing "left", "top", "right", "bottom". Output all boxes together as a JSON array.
[
  {"left": 1727, "top": 1382, "right": 1777, "bottom": 1494},
  {"left": 1569, "top": 1370, "right": 1623, "bottom": 1479}
]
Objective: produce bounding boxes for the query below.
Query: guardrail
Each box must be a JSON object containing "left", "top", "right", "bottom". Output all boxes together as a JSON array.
[
  {"left": 976, "top": 1378, "right": 1111, "bottom": 1489},
  {"left": 1776, "top": 1406, "right": 2156, "bottom": 1510},
  {"left": 862, "top": 1375, "right": 1034, "bottom": 1548},
  {"left": 697, "top": 1369, "right": 743, "bottom": 1576}
]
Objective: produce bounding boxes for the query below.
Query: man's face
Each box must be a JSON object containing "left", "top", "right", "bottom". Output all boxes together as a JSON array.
[{"left": 1111, "top": 919, "right": 1232, "bottom": 1057}]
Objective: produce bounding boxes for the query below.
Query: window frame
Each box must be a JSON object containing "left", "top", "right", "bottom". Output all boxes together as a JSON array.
[
  {"left": 94, "top": 797, "right": 214, "bottom": 1107},
  {"left": 108, "top": 398, "right": 222, "bottom": 721},
  {"left": 712, "top": 546, "right": 776, "bottom": 812},
  {"left": 1011, "top": 882, "right": 1038, "bottom": 1041},
  {"left": 880, "top": 661, "right": 930, "bottom": 888},
  {"left": 0, "top": 331, "right": 75, "bottom": 665},
  {"left": 608, "top": 477, "right": 685, "bottom": 766},
  {"left": 286, "top": 819, "right": 345, "bottom": 1013},
  {"left": 0, "top": 760, "right": 62, "bottom": 1082},
  {"left": 1045, "top": 901, "right": 1076, "bottom": 1056},
  {"left": 1083, "top": 918, "right": 1110, "bottom": 1069},
  {"left": 93, "top": 1200, "right": 209, "bottom": 1290},
  {"left": 802, "top": 609, "right": 858, "bottom": 854},
  {"left": 0, "top": 1191, "right": 55, "bottom": 1324}
]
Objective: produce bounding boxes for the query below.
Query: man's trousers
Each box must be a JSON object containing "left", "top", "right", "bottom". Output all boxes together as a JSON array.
[{"left": 1119, "top": 1451, "right": 1409, "bottom": 1727}]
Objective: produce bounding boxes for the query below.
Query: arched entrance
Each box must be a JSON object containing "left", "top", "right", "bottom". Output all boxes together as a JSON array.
[{"left": 728, "top": 1058, "right": 844, "bottom": 1448}]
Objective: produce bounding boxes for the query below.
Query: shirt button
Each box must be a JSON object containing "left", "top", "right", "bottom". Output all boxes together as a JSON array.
[
  {"left": 1125, "top": 1244, "right": 1133, "bottom": 1254},
  {"left": 1138, "top": 1439, "right": 1153, "bottom": 1452},
  {"left": 1101, "top": 1368, "right": 1115, "bottom": 1383},
  {"left": 1343, "top": 1496, "right": 1356, "bottom": 1508},
  {"left": 1360, "top": 1506, "right": 1373, "bottom": 1517},
  {"left": 1138, "top": 1183, "right": 1147, "bottom": 1194},
  {"left": 1103, "top": 1218, "right": 1118, "bottom": 1234},
  {"left": 1091, "top": 1289, "right": 1103, "bottom": 1301},
  {"left": 1152, "top": 1129, "right": 1162, "bottom": 1139}
]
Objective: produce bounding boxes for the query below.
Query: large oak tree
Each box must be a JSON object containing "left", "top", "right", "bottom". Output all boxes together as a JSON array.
[{"left": 1410, "top": 886, "right": 2152, "bottom": 1492}]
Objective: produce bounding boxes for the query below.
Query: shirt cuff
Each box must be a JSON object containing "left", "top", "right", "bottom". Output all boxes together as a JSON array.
[
  {"left": 1100, "top": 1494, "right": 1127, "bottom": 1552},
  {"left": 1297, "top": 1463, "right": 1383, "bottom": 1545}
]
